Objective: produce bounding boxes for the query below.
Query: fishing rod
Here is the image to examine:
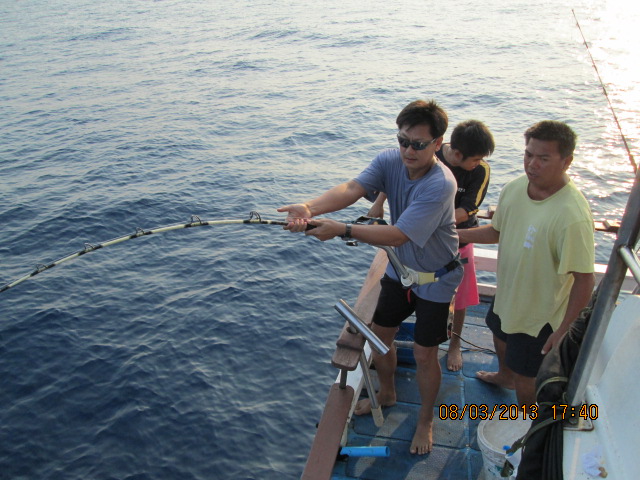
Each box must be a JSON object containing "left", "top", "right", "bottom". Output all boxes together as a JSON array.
[
  {"left": 572, "top": 9, "right": 637, "bottom": 174},
  {"left": 0, "top": 211, "right": 309, "bottom": 295},
  {"left": 1, "top": 212, "right": 411, "bottom": 297}
]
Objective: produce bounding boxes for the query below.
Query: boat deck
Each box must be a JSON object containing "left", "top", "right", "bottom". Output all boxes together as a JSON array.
[{"left": 331, "top": 299, "right": 517, "bottom": 480}]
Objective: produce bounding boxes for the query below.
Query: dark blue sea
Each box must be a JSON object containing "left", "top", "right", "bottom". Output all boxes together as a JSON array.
[{"left": 1, "top": 1, "right": 638, "bottom": 479}]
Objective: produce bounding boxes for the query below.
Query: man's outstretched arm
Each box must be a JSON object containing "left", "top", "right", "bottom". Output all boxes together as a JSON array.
[{"left": 457, "top": 224, "right": 500, "bottom": 244}]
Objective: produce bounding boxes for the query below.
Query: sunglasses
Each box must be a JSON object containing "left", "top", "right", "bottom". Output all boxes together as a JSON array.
[{"left": 397, "top": 135, "right": 437, "bottom": 151}]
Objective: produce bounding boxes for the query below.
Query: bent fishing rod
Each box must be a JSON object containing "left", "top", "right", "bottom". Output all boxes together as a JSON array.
[
  {"left": 572, "top": 9, "right": 637, "bottom": 174},
  {"left": 0, "top": 211, "right": 310, "bottom": 295},
  {"left": 1, "top": 212, "right": 420, "bottom": 296}
]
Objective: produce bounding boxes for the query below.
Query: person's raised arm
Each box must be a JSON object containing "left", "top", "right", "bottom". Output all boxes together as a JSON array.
[
  {"left": 277, "top": 180, "right": 366, "bottom": 232},
  {"left": 305, "top": 180, "right": 366, "bottom": 216}
]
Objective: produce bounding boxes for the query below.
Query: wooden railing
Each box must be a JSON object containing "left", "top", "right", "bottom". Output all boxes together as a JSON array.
[{"left": 477, "top": 206, "right": 620, "bottom": 234}]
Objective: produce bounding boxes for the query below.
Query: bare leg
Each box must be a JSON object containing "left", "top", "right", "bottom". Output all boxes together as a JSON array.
[
  {"left": 476, "top": 334, "right": 515, "bottom": 389},
  {"left": 447, "top": 308, "right": 465, "bottom": 371},
  {"left": 354, "top": 325, "right": 398, "bottom": 415},
  {"left": 410, "top": 344, "right": 440, "bottom": 455},
  {"left": 514, "top": 374, "right": 537, "bottom": 407}
]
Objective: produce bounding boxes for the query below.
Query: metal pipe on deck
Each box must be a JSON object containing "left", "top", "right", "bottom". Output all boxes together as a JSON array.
[
  {"left": 334, "top": 299, "right": 389, "bottom": 356},
  {"left": 335, "top": 299, "right": 389, "bottom": 427}
]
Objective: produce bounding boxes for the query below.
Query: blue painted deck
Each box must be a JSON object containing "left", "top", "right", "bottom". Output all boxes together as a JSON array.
[{"left": 332, "top": 300, "right": 517, "bottom": 480}]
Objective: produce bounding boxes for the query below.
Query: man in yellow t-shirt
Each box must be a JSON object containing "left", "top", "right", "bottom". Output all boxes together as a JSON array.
[{"left": 458, "top": 120, "right": 595, "bottom": 407}]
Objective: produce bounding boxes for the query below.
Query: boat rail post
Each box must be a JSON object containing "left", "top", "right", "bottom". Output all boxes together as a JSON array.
[
  {"left": 567, "top": 170, "right": 640, "bottom": 406},
  {"left": 334, "top": 299, "right": 389, "bottom": 427},
  {"left": 338, "top": 369, "right": 349, "bottom": 390}
]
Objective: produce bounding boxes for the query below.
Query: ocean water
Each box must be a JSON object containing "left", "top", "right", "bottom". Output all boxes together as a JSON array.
[{"left": 1, "top": 1, "right": 638, "bottom": 479}]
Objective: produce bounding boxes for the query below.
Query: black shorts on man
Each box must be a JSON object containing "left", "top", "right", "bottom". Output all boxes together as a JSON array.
[
  {"left": 485, "top": 299, "right": 553, "bottom": 378},
  {"left": 372, "top": 274, "right": 451, "bottom": 347}
]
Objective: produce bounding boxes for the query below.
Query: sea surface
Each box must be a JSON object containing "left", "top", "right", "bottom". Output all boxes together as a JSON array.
[{"left": 1, "top": 1, "right": 638, "bottom": 479}]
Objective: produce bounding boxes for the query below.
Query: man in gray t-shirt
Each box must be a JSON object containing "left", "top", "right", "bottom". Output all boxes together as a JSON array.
[{"left": 278, "top": 99, "right": 462, "bottom": 455}]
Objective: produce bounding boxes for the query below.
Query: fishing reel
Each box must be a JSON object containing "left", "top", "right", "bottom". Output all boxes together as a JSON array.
[{"left": 342, "top": 216, "right": 388, "bottom": 246}]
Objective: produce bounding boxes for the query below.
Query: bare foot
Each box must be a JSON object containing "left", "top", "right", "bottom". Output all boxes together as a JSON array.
[
  {"left": 354, "top": 394, "right": 396, "bottom": 416},
  {"left": 446, "top": 344, "right": 463, "bottom": 371},
  {"left": 410, "top": 415, "right": 433, "bottom": 455},
  {"left": 476, "top": 370, "right": 515, "bottom": 390}
]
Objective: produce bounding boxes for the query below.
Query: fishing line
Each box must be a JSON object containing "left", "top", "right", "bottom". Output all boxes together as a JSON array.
[
  {"left": 572, "top": 9, "right": 637, "bottom": 174},
  {"left": 0, "top": 211, "right": 303, "bottom": 295},
  {"left": 449, "top": 331, "right": 496, "bottom": 355}
]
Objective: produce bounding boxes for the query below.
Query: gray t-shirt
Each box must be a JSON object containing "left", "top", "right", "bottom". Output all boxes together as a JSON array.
[{"left": 354, "top": 148, "right": 462, "bottom": 302}]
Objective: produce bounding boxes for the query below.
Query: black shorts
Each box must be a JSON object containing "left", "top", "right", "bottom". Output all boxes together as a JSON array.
[
  {"left": 485, "top": 299, "right": 553, "bottom": 378},
  {"left": 372, "top": 274, "right": 451, "bottom": 347}
]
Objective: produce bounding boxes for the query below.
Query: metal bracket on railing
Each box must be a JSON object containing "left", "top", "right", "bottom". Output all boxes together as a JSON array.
[
  {"left": 334, "top": 299, "right": 389, "bottom": 427},
  {"left": 619, "top": 245, "right": 640, "bottom": 287}
]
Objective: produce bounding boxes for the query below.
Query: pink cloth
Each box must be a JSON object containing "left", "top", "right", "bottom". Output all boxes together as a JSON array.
[{"left": 454, "top": 242, "right": 479, "bottom": 310}]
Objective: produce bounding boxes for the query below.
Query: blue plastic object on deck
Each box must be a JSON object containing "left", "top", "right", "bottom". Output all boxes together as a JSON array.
[{"left": 339, "top": 446, "right": 390, "bottom": 457}]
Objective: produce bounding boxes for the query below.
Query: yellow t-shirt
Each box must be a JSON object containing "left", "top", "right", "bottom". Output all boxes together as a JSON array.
[{"left": 492, "top": 175, "right": 595, "bottom": 336}]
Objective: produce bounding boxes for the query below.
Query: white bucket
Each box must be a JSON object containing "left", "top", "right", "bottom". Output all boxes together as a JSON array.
[{"left": 477, "top": 415, "right": 531, "bottom": 479}]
